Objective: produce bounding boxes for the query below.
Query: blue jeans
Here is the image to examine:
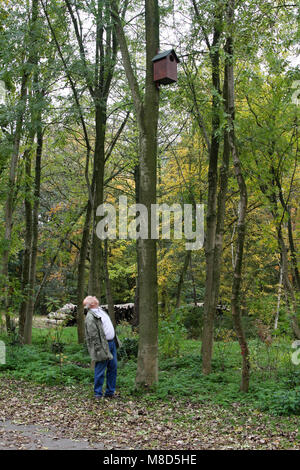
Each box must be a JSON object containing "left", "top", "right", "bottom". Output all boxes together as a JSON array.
[{"left": 94, "top": 340, "right": 117, "bottom": 397}]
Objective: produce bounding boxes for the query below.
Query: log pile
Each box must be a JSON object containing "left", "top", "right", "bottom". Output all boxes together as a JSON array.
[
  {"left": 46, "top": 303, "right": 135, "bottom": 326},
  {"left": 187, "top": 302, "right": 230, "bottom": 315},
  {"left": 46, "top": 303, "right": 77, "bottom": 326},
  {"left": 100, "top": 303, "right": 135, "bottom": 323}
]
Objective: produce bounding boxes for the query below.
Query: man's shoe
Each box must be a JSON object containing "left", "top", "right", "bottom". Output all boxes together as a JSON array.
[
  {"left": 94, "top": 395, "right": 102, "bottom": 400},
  {"left": 104, "top": 394, "right": 117, "bottom": 399}
]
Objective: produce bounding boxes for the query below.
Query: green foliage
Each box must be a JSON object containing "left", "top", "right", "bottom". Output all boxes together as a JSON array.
[
  {"left": 118, "top": 337, "right": 139, "bottom": 361},
  {"left": 176, "top": 305, "right": 203, "bottom": 339},
  {"left": 258, "top": 388, "right": 300, "bottom": 416},
  {"left": 45, "top": 319, "right": 69, "bottom": 353},
  {"left": 159, "top": 313, "right": 187, "bottom": 358},
  {"left": 1, "top": 323, "right": 300, "bottom": 417},
  {"left": 45, "top": 296, "right": 62, "bottom": 314},
  {"left": 0, "top": 331, "right": 92, "bottom": 385},
  {"left": 116, "top": 321, "right": 139, "bottom": 361},
  {"left": 248, "top": 295, "right": 278, "bottom": 325}
]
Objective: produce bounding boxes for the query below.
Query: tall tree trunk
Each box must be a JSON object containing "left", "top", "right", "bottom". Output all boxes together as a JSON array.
[
  {"left": 23, "top": 119, "right": 43, "bottom": 344},
  {"left": 133, "top": 164, "right": 140, "bottom": 327},
  {"left": 226, "top": 0, "right": 250, "bottom": 392},
  {"left": 209, "top": 38, "right": 231, "bottom": 342},
  {"left": 20, "top": 0, "right": 42, "bottom": 344},
  {"left": 112, "top": 0, "right": 160, "bottom": 387},
  {"left": 1, "top": 72, "right": 27, "bottom": 332},
  {"left": 135, "top": 0, "right": 160, "bottom": 388},
  {"left": 77, "top": 199, "right": 93, "bottom": 343},
  {"left": 201, "top": 9, "right": 223, "bottom": 375},
  {"left": 18, "top": 130, "right": 35, "bottom": 339},
  {"left": 88, "top": 102, "right": 106, "bottom": 299}
]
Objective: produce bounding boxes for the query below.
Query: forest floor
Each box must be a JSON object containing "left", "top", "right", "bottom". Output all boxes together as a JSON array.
[{"left": 0, "top": 377, "right": 299, "bottom": 450}]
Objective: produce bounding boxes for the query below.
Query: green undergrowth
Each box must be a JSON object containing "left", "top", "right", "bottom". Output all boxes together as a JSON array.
[{"left": 0, "top": 324, "right": 299, "bottom": 417}]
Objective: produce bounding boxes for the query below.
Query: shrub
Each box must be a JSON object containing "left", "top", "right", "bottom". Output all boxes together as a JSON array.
[
  {"left": 116, "top": 321, "right": 137, "bottom": 339},
  {"left": 259, "top": 387, "right": 300, "bottom": 416},
  {"left": 51, "top": 342, "right": 64, "bottom": 353},
  {"left": 176, "top": 305, "right": 203, "bottom": 339},
  {"left": 118, "top": 337, "right": 139, "bottom": 360},
  {"left": 159, "top": 314, "right": 187, "bottom": 358}
]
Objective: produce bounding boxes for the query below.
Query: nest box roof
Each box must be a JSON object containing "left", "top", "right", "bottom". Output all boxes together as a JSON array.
[{"left": 152, "top": 49, "right": 180, "bottom": 63}]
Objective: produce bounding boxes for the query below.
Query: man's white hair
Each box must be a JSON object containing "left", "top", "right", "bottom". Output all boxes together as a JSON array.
[{"left": 83, "top": 296, "right": 99, "bottom": 308}]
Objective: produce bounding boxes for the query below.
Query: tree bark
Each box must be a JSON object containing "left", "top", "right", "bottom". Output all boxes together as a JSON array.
[
  {"left": 18, "top": 130, "right": 35, "bottom": 339},
  {"left": 226, "top": 0, "right": 250, "bottom": 392},
  {"left": 23, "top": 120, "right": 43, "bottom": 344},
  {"left": 112, "top": 0, "right": 160, "bottom": 387},
  {"left": 77, "top": 199, "right": 93, "bottom": 343},
  {"left": 201, "top": 7, "right": 223, "bottom": 375},
  {"left": 104, "top": 239, "right": 115, "bottom": 327},
  {"left": 133, "top": 164, "right": 140, "bottom": 327},
  {"left": 274, "top": 260, "right": 283, "bottom": 330},
  {"left": 175, "top": 251, "right": 191, "bottom": 309},
  {"left": 88, "top": 101, "right": 106, "bottom": 299}
]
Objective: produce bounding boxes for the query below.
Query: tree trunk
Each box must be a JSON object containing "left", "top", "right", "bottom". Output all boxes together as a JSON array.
[
  {"left": 274, "top": 260, "right": 283, "bottom": 330},
  {"left": 212, "top": 68, "right": 231, "bottom": 323},
  {"left": 23, "top": 120, "right": 43, "bottom": 344},
  {"left": 77, "top": 199, "right": 93, "bottom": 343},
  {"left": 112, "top": 0, "right": 160, "bottom": 387},
  {"left": 175, "top": 251, "right": 191, "bottom": 309},
  {"left": 89, "top": 95, "right": 107, "bottom": 299},
  {"left": 133, "top": 164, "right": 140, "bottom": 327},
  {"left": 226, "top": 0, "right": 250, "bottom": 392},
  {"left": 2, "top": 72, "right": 27, "bottom": 332},
  {"left": 104, "top": 239, "right": 115, "bottom": 327},
  {"left": 135, "top": 0, "right": 160, "bottom": 388},
  {"left": 18, "top": 130, "right": 35, "bottom": 340},
  {"left": 201, "top": 10, "right": 223, "bottom": 375}
]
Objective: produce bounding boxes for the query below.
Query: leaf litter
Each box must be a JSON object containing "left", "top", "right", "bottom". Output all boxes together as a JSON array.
[{"left": 0, "top": 378, "right": 299, "bottom": 450}]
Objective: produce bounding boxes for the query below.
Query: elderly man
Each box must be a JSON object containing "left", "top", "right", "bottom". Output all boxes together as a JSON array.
[{"left": 83, "top": 296, "right": 117, "bottom": 399}]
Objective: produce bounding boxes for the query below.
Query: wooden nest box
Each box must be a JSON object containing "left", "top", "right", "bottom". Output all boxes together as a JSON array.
[{"left": 152, "top": 49, "right": 180, "bottom": 86}]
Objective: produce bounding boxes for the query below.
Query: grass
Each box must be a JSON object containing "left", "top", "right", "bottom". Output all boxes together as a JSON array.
[{"left": 0, "top": 321, "right": 300, "bottom": 416}]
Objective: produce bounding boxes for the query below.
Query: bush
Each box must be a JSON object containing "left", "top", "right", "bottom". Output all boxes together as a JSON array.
[
  {"left": 116, "top": 321, "right": 135, "bottom": 337},
  {"left": 159, "top": 314, "right": 187, "bottom": 358},
  {"left": 51, "top": 342, "right": 65, "bottom": 354},
  {"left": 176, "top": 305, "right": 203, "bottom": 339},
  {"left": 118, "top": 337, "right": 139, "bottom": 360},
  {"left": 174, "top": 304, "right": 257, "bottom": 340},
  {"left": 259, "top": 387, "right": 300, "bottom": 416}
]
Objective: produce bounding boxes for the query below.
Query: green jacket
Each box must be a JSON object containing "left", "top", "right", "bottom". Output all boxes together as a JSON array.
[{"left": 84, "top": 310, "right": 113, "bottom": 362}]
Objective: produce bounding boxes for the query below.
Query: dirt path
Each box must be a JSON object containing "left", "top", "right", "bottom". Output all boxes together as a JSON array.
[{"left": 0, "top": 420, "right": 105, "bottom": 450}]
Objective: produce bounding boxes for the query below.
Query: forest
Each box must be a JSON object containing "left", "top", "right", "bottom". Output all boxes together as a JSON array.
[{"left": 0, "top": 0, "right": 300, "bottom": 452}]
